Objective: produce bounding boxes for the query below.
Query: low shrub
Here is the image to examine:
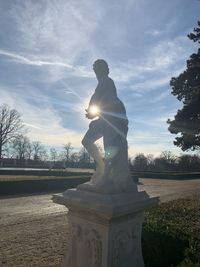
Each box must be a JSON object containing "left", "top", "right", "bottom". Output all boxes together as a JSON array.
[{"left": 142, "top": 196, "right": 200, "bottom": 267}]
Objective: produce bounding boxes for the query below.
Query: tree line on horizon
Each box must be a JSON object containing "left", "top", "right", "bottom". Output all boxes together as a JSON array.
[
  {"left": 130, "top": 151, "right": 200, "bottom": 172},
  {"left": 1, "top": 134, "right": 93, "bottom": 168}
]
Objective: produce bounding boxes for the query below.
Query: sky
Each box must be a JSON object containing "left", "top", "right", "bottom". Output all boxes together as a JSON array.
[{"left": 0, "top": 0, "right": 199, "bottom": 157}]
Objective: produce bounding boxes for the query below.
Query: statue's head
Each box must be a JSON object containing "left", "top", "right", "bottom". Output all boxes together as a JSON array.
[{"left": 93, "top": 59, "right": 109, "bottom": 78}]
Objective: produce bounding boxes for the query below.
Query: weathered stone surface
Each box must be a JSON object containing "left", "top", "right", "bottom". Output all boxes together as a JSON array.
[
  {"left": 53, "top": 189, "right": 157, "bottom": 218},
  {"left": 52, "top": 189, "right": 158, "bottom": 267}
]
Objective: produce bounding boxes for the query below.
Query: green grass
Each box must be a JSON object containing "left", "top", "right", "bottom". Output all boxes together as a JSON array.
[
  {"left": 0, "top": 174, "right": 90, "bottom": 182},
  {"left": 143, "top": 195, "right": 200, "bottom": 267},
  {"left": 130, "top": 170, "right": 200, "bottom": 180},
  {"left": 131, "top": 170, "right": 200, "bottom": 175}
]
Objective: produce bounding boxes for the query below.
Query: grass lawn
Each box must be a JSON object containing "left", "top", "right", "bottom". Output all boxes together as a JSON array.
[
  {"left": 0, "top": 174, "right": 91, "bottom": 194},
  {"left": 0, "top": 174, "right": 90, "bottom": 182},
  {"left": 143, "top": 195, "right": 200, "bottom": 267},
  {"left": 131, "top": 171, "right": 200, "bottom": 180}
]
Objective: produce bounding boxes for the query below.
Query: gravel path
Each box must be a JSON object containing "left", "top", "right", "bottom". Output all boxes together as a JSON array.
[{"left": 1, "top": 178, "right": 200, "bottom": 267}]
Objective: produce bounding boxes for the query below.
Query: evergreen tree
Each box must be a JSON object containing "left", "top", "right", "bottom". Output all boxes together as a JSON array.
[{"left": 167, "top": 21, "right": 200, "bottom": 151}]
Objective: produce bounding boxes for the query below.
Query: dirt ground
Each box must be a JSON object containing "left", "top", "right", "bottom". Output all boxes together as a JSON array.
[
  {"left": 0, "top": 214, "right": 69, "bottom": 267},
  {"left": 1, "top": 178, "right": 200, "bottom": 267}
]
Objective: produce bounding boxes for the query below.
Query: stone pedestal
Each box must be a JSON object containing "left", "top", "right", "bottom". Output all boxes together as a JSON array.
[{"left": 52, "top": 188, "right": 158, "bottom": 267}]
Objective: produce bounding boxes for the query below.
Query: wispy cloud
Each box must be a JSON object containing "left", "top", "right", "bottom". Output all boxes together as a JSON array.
[
  {"left": 9, "top": 0, "right": 104, "bottom": 62},
  {"left": 111, "top": 35, "right": 192, "bottom": 87},
  {"left": 23, "top": 122, "right": 42, "bottom": 130},
  {"left": 149, "top": 91, "right": 170, "bottom": 104},
  {"left": 149, "top": 29, "right": 162, "bottom": 37},
  {"left": 146, "top": 19, "right": 177, "bottom": 37},
  {"left": 0, "top": 30, "right": 192, "bottom": 87},
  {"left": 0, "top": 49, "right": 93, "bottom": 78},
  {"left": 0, "top": 49, "right": 73, "bottom": 67},
  {"left": 130, "top": 76, "right": 171, "bottom": 93}
]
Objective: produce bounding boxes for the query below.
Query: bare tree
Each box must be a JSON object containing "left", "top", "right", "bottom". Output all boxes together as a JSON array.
[
  {"left": 12, "top": 134, "right": 30, "bottom": 160},
  {"left": 154, "top": 151, "right": 177, "bottom": 170},
  {"left": 78, "top": 147, "right": 90, "bottom": 163},
  {"left": 2, "top": 143, "right": 12, "bottom": 158},
  {"left": 70, "top": 152, "right": 79, "bottom": 163},
  {"left": 146, "top": 154, "right": 154, "bottom": 169},
  {"left": 63, "top": 142, "right": 73, "bottom": 162},
  {"left": 178, "top": 154, "right": 200, "bottom": 171},
  {"left": 160, "top": 151, "right": 177, "bottom": 166},
  {"left": 39, "top": 148, "right": 48, "bottom": 161},
  {"left": 32, "top": 141, "right": 44, "bottom": 160},
  {"left": 50, "top": 148, "right": 58, "bottom": 163},
  {"left": 26, "top": 142, "right": 34, "bottom": 160},
  {"left": 133, "top": 153, "right": 148, "bottom": 170},
  {"left": 0, "top": 104, "right": 23, "bottom": 163}
]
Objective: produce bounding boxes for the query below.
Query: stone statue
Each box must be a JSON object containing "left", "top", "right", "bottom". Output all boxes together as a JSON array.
[
  {"left": 78, "top": 59, "right": 137, "bottom": 193},
  {"left": 52, "top": 60, "right": 158, "bottom": 266}
]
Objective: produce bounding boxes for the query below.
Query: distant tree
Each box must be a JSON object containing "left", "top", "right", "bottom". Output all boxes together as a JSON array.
[
  {"left": 133, "top": 153, "right": 148, "bottom": 170},
  {"left": 78, "top": 147, "right": 90, "bottom": 163},
  {"left": 154, "top": 151, "right": 177, "bottom": 170},
  {"left": 26, "top": 142, "right": 34, "bottom": 160},
  {"left": 178, "top": 154, "right": 192, "bottom": 171},
  {"left": 57, "top": 151, "right": 64, "bottom": 161},
  {"left": 63, "top": 142, "right": 73, "bottom": 162},
  {"left": 0, "top": 104, "right": 23, "bottom": 163},
  {"left": 146, "top": 154, "right": 154, "bottom": 169},
  {"left": 178, "top": 154, "right": 200, "bottom": 171},
  {"left": 50, "top": 148, "right": 58, "bottom": 163},
  {"left": 160, "top": 151, "right": 177, "bottom": 165},
  {"left": 70, "top": 152, "right": 79, "bottom": 163},
  {"left": 12, "top": 134, "right": 30, "bottom": 160},
  {"left": 32, "top": 141, "right": 44, "bottom": 160},
  {"left": 154, "top": 157, "right": 166, "bottom": 171},
  {"left": 167, "top": 21, "right": 200, "bottom": 151},
  {"left": 2, "top": 144, "right": 11, "bottom": 158},
  {"left": 39, "top": 148, "right": 48, "bottom": 161},
  {"left": 190, "top": 154, "right": 200, "bottom": 171}
]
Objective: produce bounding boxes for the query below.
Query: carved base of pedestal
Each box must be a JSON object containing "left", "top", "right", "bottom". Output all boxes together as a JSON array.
[{"left": 52, "top": 190, "right": 159, "bottom": 267}]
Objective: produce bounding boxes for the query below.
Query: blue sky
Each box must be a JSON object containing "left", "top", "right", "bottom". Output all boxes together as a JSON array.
[{"left": 0, "top": 0, "right": 199, "bottom": 156}]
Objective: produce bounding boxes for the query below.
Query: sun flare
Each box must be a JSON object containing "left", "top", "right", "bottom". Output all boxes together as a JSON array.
[{"left": 89, "top": 105, "right": 100, "bottom": 116}]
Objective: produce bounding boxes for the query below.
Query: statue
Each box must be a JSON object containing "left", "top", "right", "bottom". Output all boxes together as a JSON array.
[{"left": 78, "top": 59, "right": 137, "bottom": 193}]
